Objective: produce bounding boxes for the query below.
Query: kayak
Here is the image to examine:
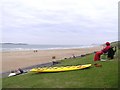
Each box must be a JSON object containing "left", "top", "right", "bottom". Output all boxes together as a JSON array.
[{"left": 30, "top": 64, "right": 92, "bottom": 73}]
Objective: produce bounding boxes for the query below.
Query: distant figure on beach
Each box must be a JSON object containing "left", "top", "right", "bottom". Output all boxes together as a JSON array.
[
  {"left": 94, "top": 42, "right": 111, "bottom": 61},
  {"left": 72, "top": 54, "right": 76, "bottom": 58},
  {"left": 52, "top": 56, "right": 57, "bottom": 65},
  {"left": 34, "top": 50, "right": 38, "bottom": 52},
  {"left": 52, "top": 56, "right": 56, "bottom": 59}
]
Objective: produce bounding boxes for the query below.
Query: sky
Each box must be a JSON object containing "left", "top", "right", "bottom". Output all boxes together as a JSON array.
[{"left": 1, "top": 0, "right": 119, "bottom": 45}]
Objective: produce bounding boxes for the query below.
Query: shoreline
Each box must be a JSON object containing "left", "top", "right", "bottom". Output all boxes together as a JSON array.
[
  {"left": 1, "top": 45, "right": 102, "bottom": 73},
  {"left": 1, "top": 44, "right": 99, "bottom": 52}
]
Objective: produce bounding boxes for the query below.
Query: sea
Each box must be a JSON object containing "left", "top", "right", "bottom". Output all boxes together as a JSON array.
[{"left": 0, "top": 43, "right": 100, "bottom": 52}]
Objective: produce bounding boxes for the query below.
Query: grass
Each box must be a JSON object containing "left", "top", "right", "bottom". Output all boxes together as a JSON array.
[
  {"left": 2, "top": 51, "right": 118, "bottom": 88},
  {"left": 0, "top": 78, "right": 2, "bottom": 89}
]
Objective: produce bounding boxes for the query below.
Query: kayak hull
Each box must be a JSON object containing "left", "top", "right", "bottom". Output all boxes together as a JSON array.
[{"left": 30, "top": 64, "right": 92, "bottom": 73}]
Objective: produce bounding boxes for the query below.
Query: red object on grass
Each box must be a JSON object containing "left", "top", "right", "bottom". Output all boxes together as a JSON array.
[{"left": 94, "top": 42, "right": 111, "bottom": 61}]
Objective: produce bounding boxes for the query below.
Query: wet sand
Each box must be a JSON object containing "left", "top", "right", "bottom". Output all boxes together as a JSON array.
[{"left": 2, "top": 46, "right": 102, "bottom": 72}]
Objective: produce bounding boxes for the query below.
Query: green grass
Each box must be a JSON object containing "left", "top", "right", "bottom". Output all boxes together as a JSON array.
[
  {"left": 2, "top": 52, "right": 118, "bottom": 88},
  {"left": 0, "top": 78, "right": 2, "bottom": 89}
]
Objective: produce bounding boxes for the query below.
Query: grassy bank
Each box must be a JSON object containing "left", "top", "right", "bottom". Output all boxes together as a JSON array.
[{"left": 2, "top": 51, "right": 118, "bottom": 88}]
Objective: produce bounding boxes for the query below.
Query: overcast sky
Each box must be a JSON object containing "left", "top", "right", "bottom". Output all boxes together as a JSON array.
[{"left": 1, "top": 0, "right": 118, "bottom": 45}]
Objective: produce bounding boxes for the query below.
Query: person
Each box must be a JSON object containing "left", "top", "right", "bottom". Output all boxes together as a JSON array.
[
  {"left": 15, "top": 68, "right": 25, "bottom": 75},
  {"left": 72, "top": 54, "right": 76, "bottom": 58},
  {"left": 18, "top": 68, "right": 24, "bottom": 74},
  {"left": 94, "top": 42, "right": 111, "bottom": 61}
]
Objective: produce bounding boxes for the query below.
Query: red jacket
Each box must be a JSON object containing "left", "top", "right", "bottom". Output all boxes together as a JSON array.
[{"left": 102, "top": 45, "right": 111, "bottom": 53}]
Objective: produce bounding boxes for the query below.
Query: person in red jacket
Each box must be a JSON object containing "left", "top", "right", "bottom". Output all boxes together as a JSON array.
[{"left": 94, "top": 42, "right": 111, "bottom": 61}]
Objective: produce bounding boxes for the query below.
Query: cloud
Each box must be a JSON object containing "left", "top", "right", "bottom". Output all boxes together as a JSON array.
[{"left": 1, "top": 0, "right": 118, "bottom": 44}]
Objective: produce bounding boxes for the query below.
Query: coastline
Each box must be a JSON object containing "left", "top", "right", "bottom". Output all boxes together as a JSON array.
[{"left": 2, "top": 45, "right": 102, "bottom": 73}]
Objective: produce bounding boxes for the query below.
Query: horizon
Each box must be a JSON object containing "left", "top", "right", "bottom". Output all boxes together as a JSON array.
[
  {"left": 1, "top": 40, "right": 119, "bottom": 46},
  {"left": 1, "top": 42, "right": 101, "bottom": 45}
]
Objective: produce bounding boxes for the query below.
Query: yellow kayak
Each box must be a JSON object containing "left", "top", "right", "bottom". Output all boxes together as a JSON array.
[{"left": 30, "top": 64, "right": 92, "bottom": 73}]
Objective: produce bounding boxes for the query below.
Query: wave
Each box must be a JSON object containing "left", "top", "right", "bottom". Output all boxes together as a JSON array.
[{"left": 0, "top": 44, "right": 100, "bottom": 52}]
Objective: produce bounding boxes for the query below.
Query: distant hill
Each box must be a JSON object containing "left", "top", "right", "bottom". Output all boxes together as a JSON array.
[
  {"left": 1, "top": 43, "right": 28, "bottom": 45},
  {"left": 111, "top": 41, "right": 119, "bottom": 46}
]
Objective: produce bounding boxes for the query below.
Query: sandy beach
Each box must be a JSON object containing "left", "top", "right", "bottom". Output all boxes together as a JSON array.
[{"left": 2, "top": 46, "right": 102, "bottom": 72}]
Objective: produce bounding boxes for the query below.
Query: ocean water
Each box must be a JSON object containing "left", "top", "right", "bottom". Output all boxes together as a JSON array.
[{"left": 0, "top": 43, "right": 98, "bottom": 52}]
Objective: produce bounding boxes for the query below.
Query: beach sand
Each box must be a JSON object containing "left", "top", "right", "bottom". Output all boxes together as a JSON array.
[{"left": 2, "top": 46, "right": 102, "bottom": 72}]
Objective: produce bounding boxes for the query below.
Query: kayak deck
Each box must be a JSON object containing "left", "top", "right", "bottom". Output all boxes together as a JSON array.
[{"left": 30, "top": 64, "right": 92, "bottom": 73}]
